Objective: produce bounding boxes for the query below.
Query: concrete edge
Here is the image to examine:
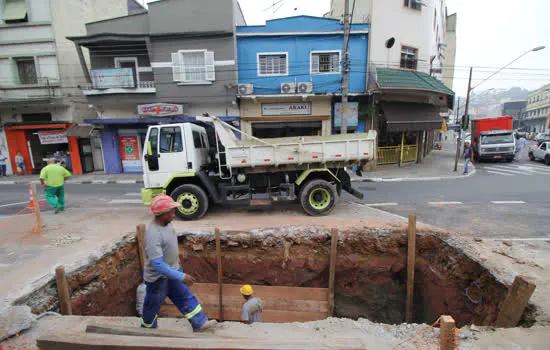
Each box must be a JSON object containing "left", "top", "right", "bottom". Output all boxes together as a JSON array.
[
  {"left": 351, "top": 165, "right": 477, "bottom": 183},
  {"left": 0, "top": 180, "right": 144, "bottom": 185}
]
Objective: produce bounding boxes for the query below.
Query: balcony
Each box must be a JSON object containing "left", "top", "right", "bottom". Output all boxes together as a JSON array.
[{"left": 82, "top": 68, "right": 156, "bottom": 96}]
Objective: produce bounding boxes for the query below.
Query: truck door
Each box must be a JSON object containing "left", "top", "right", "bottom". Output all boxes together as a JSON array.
[{"left": 144, "top": 125, "right": 188, "bottom": 188}]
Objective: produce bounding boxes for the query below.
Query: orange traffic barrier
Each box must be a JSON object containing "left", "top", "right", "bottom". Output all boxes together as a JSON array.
[{"left": 25, "top": 185, "right": 44, "bottom": 210}]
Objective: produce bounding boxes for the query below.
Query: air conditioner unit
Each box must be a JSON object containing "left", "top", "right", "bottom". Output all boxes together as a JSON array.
[
  {"left": 281, "top": 83, "right": 296, "bottom": 94},
  {"left": 238, "top": 83, "right": 253, "bottom": 95},
  {"left": 297, "top": 82, "right": 312, "bottom": 94}
]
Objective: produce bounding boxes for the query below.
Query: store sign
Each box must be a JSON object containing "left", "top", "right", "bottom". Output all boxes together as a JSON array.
[
  {"left": 137, "top": 103, "right": 183, "bottom": 117},
  {"left": 334, "top": 102, "right": 359, "bottom": 128},
  {"left": 262, "top": 102, "right": 312, "bottom": 116},
  {"left": 91, "top": 68, "right": 135, "bottom": 89},
  {"left": 38, "top": 131, "right": 68, "bottom": 145},
  {"left": 119, "top": 136, "right": 142, "bottom": 172}
]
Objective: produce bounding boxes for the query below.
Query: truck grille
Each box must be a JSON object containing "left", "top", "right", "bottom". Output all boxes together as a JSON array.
[{"left": 483, "top": 147, "right": 514, "bottom": 153}]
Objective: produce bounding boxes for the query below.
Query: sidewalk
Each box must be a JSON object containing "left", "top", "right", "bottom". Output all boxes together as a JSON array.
[
  {"left": 0, "top": 171, "right": 143, "bottom": 185},
  {"left": 351, "top": 139, "right": 476, "bottom": 182}
]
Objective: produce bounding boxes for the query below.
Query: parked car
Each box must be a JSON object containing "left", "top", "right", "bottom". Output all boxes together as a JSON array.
[
  {"left": 528, "top": 141, "right": 550, "bottom": 165},
  {"left": 535, "top": 133, "right": 550, "bottom": 142}
]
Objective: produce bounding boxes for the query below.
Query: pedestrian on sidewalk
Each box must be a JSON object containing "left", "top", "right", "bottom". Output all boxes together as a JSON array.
[
  {"left": 140, "top": 195, "right": 213, "bottom": 332},
  {"left": 40, "top": 158, "right": 71, "bottom": 214},
  {"left": 240, "top": 284, "right": 263, "bottom": 324},
  {"left": 0, "top": 150, "right": 7, "bottom": 177},
  {"left": 15, "top": 151, "right": 26, "bottom": 175},
  {"left": 463, "top": 141, "right": 472, "bottom": 175}
]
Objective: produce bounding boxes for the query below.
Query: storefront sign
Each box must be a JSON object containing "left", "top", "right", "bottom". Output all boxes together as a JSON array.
[
  {"left": 38, "top": 131, "right": 68, "bottom": 145},
  {"left": 261, "top": 102, "right": 312, "bottom": 116},
  {"left": 334, "top": 102, "right": 359, "bottom": 128},
  {"left": 119, "top": 136, "right": 142, "bottom": 172},
  {"left": 137, "top": 103, "right": 183, "bottom": 117},
  {"left": 91, "top": 68, "right": 135, "bottom": 89}
]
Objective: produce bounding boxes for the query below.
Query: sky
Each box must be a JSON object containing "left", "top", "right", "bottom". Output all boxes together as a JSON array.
[{"left": 146, "top": 0, "right": 550, "bottom": 97}]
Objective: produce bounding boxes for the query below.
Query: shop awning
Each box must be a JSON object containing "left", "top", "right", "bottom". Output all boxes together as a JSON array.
[
  {"left": 3, "top": 0, "right": 27, "bottom": 22},
  {"left": 381, "top": 102, "right": 443, "bottom": 132},
  {"left": 66, "top": 124, "right": 95, "bottom": 138}
]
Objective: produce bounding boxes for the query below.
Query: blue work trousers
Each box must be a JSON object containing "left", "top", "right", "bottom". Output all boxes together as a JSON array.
[{"left": 140, "top": 278, "right": 207, "bottom": 331}]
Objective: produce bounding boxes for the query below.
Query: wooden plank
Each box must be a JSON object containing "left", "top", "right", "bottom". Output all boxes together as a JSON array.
[
  {"left": 184, "top": 283, "right": 329, "bottom": 301},
  {"left": 406, "top": 215, "right": 416, "bottom": 323},
  {"left": 159, "top": 304, "right": 327, "bottom": 323},
  {"left": 328, "top": 228, "right": 338, "bottom": 316},
  {"left": 439, "top": 315, "right": 457, "bottom": 350},
  {"left": 38, "top": 332, "right": 365, "bottom": 350},
  {"left": 85, "top": 324, "right": 245, "bottom": 340},
  {"left": 215, "top": 227, "right": 223, "bottom": 321},
  {"left": 495, "top": 275, "right": 537, "bottom": 327},
  {"left": 55, "top": 265, "right": 72, "bottom": 315},
  {"left": 136, "top": 224, "right": 146, "bottom": 274}
]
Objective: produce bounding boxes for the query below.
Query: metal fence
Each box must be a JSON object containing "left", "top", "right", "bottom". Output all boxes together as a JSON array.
[{"left": 376, "top": 145, "right": 417, "bottom": 165}]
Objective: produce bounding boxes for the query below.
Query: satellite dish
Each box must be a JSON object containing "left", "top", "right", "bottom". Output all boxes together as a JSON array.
[{"left": 386, "top": 37, "right": 395, "bottom": 49}]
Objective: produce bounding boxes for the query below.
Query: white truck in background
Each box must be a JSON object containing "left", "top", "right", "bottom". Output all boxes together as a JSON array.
[{"left": 141, "top": 114, "right": 377, "bottom": 220}]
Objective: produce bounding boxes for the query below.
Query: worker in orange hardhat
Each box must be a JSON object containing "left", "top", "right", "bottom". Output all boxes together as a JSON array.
[
  {"left": 240, "top": 284, "right": 262, "bottom": 324},
  {"left": 140, "top": 195, "right": 213, "bottom": 331}
]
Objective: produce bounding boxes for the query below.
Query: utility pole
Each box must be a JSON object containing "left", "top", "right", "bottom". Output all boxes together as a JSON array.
[
  {"left": 454, "top": 67, "right": 473, "bottom": 172},
  {"left": 340, "top": 0, "right": 351, "bottom": 134}
]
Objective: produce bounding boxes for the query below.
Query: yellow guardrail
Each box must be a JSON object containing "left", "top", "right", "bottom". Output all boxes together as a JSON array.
[{"left": 376, "top": 145, "right": 417, "bottom": 165}]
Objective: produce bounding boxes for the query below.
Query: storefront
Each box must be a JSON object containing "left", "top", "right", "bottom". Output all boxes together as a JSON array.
[
  {"left": 4, "top": 123, "right": 83, "bottom": 175},
  {"left": 239, "top": 97, "right": 332, "bottom": 139}
]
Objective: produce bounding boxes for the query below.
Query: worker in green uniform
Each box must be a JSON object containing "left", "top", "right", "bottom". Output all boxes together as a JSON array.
[{"left": 40, "top": 158, "right": 71, "bottom": 214}]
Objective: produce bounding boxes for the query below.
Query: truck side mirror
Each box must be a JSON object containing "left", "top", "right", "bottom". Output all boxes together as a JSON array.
[{"left": 146, "top": 141, "right": 153, "bottom": 156}]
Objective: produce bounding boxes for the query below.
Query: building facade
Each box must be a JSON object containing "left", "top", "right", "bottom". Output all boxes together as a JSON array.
[
  {"left": 69, "top": 0, "right": 245, "bottom": 174},
  {"left": 236, "top": 16, "right": 369, "bottom": 138},
  {"left": 326, "top": 0, "right": 454, "bottom": 81},
  {"left": 501, "top": 101, "right": 527, "bottom": 131},
  {"left": 0, "top": 0, "right": 133, "bottom": 175},
  {"left": 524, "top": 84, "right": 550, "bottom": 134}
]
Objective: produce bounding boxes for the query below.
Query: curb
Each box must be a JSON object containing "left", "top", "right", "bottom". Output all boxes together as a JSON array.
[
  {"left": 0, "top": 180, "right": 144, "bottom": 185},
  {"left": 351, "top": 166, "right": 477, "bottom": 183}
]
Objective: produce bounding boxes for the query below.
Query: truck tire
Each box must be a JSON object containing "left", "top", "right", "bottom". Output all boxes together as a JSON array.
[
  {"left": 529, "top": 152, "right": 535, "bottom": 161},
  {"left": 299, "top": 179, "right": 338, "bottom": 217},
  {"left": 171, "top": 184, "right": 209, "bottom": 221},
  {"left": 545, "top": 155, "right": 550, "bottom": 166}
]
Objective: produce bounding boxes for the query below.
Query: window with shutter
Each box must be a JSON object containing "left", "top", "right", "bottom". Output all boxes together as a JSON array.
[
  {"left": 172, "top": 50, "right": 216, "bottom": 83},
  {"left": 205, "top": 51, "right": 215, "bottom": 81},
  {"left": 311, "top": 52, "right": 340, "bottom": 74},
  {"left": 171, "top": 53, "right": 183, "bottom": 82}
]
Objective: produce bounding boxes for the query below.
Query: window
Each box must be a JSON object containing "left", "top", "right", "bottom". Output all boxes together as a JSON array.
[
  {"left": 258, "top": 53, "right": 288, "bottom": 76},
  {"left": 171, "top": 50, "right": 215, "bottom": 83},
  {"left": 192, "top": 131, "right": 202, "bottom": 148},
  {"left": 114, "top": 57, "right": 138, "bottom": 87},
  {"left": 541, "top": 143, "right": 547, "bottom": 151},
  {"left": 15, "top": 58, "right": 37, "bottom": 85},
  {"left": 400, "top": 46, "right": 418, "bottom": 70},
  {"left": 146, "top": 128, "right": 159, "bottom": 171},
  {"left": 311, "top": 51, "right": 340, "bottom": 74},
  {"left": 3, "top": 0, "right": 28, "bottom": 23},
  {"left": 159, "top": 127, "right": 183, "bottom": 153},
  {"left": 201, "top": 133, "right": 208, "bottom": 149},
  {"left": 404, "top": 0, "right": 422, "bottom": 11}
]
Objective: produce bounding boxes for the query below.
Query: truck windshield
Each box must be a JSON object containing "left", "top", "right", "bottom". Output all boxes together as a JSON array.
[{"left": 480, "top": 134, "right": 514, "bottom": 145}]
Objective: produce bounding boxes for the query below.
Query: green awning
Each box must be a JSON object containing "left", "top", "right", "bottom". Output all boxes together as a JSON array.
[{"left": 3, "top": 0, "right": 27, "bottom": 22}]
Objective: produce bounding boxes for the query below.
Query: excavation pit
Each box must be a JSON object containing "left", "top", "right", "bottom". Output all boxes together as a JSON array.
[{"left": 13, "top": 226, "right": 536, "bottom": 328}]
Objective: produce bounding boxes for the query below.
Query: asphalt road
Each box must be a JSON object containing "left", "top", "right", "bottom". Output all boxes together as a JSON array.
[{"left": 1, "top": 157, "right": 549, "bottom": 238}]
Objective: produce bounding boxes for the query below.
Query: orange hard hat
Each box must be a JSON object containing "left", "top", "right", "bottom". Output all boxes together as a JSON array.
[{"left": 150, "top": 195, "right": 180, "bottom": 216}]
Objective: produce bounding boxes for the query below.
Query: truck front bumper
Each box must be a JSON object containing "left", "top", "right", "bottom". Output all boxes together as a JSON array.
[
  {"left": 141, "top": 188, "right": 165, "bottom": 206},
  {"left": 479, "top": 153, "right": 515, "bottom": 161}
]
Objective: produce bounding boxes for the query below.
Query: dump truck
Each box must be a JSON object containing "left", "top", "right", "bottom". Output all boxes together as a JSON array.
[
  {"left": 471, "top": 115, "right": 516, "bottom": 162},
  {"left": 141, "top": 115, "right": 377, "bottom": 220}
]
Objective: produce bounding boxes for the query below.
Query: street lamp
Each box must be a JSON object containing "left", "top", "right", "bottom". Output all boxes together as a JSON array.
[{"left": 453, "top": 46, "right": 546, "bottom": 171}]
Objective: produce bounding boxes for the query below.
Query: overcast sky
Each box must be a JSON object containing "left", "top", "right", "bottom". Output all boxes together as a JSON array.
[{"left": 148, "top": 0, "right": 550, "bottom": 96}]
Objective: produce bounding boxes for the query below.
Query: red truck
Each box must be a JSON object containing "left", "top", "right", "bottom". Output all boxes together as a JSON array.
[{"left": 471, "top": 116, "right": 516, "bottom": 162}]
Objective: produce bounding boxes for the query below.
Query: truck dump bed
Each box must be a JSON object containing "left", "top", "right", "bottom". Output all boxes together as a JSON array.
[{"left": 206, "top": 116, "right": 377, "bottom": 169}]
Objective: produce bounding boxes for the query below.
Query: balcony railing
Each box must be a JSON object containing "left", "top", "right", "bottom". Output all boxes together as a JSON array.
[
  {"left": 83, "top": 69, "right": 156, "bottom": 95},
  {"left": 84, "top": 80, "right": 156, "bottom": 90}
]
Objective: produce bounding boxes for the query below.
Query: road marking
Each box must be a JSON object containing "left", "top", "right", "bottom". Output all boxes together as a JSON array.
[
  {"left": 0, "top": 197, "right": 46, "bottom": 208},
  {"left": 92, "top": 180, "right": 109, "bottom": 184},
  {"left": 349, "top": 202, "right": 407, "bottom": 222},
  {"left": 0, "top": 181, "right": 16, "bottom": 185},
  {"left": 490, "top": 201, "right": 526, "bottom": 204},
  {"left": 486, "top": 171, "right": 513, "bottom": 176},
  {"left": 519, "top": 165, "right": 550, "bottom": 173},
  {"left": 484, "top": 166, "right": 529, "bottom": 175},
  {"left": 108, "top": 199, "right": 143, "bottom": 204},
  {"left": 363, "top": 202, "right": 398, "bottom": 207},
  {"left": 117, "top": 180, "right": 138, "bottom": 184},
  {"left": 124, "top": 193, "right": 142, "bottom": 196},
  {"left": 427, "top": 201, "right": 463, "bottom": 205}
]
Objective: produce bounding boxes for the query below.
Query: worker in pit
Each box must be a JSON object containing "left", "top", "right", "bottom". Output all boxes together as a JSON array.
[
  {"left": 240, "top": 284, "right": 263, "bottom": 324},
  {"left": 141, "top": 195, "right": 213, "bottom": 331}
]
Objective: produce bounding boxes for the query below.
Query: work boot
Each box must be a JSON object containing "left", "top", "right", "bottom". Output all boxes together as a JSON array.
[
  {"left": 54, "top": 207, "right": 62, "bottom": 214},
  {"left": 195, "top": 320, "right": 217, "bottom": 333}
]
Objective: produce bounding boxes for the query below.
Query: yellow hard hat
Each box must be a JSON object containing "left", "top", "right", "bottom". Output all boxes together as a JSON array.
[{"left": 240, "top": 284, "right": 253, "bottom": 296}]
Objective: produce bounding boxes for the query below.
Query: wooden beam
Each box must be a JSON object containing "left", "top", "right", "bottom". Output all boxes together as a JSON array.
[
  {"left": 439, "top": 315, "right": 457, "bottom": 350},
  {"left": 328, "top": 228, "right": 338, "bottom": 317},
  {"left": 215, "top": 227, "right": 223, "bottom": 322},
  {"left": 31, "top": 183, "right": 42, "bottom": 233},
  {"left": 136, "top": 224, "right": 146, "bottom": 274},
  {"left": 495, "top": 275, "right": 536, "bottom": 327},
  {"left": 86, "top": 324, "right": 193, "bottom": 338},
  {"left": 406, "top": 215, "right": 417, "bottom": 323},
  {"left": 55, "top": 265, "right": 72, "bottom": 315}
]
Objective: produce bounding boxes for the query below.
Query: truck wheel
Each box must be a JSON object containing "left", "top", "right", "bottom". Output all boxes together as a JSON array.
[
  {"left": 529, "top": 152, "right": 535, "bottom": 161},
  {"left": 171, "top": 184, "right": 209, "bottom": 221},
  {"left": 299, "top": 179, "right": 338, "bottom": 216}
]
